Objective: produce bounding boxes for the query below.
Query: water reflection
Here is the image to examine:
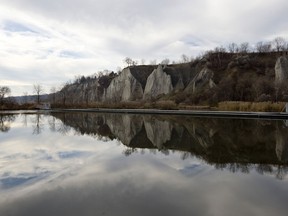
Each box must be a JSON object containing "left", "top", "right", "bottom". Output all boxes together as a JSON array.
[
  {"left": 1, "top": 112, "right": 288, "bottom": 216},
  {"left": 0, "top": 114, "right": 16, "bottom": 132},
  {"left": 47, "top": 112, "right": 288, "bottom": 179}
]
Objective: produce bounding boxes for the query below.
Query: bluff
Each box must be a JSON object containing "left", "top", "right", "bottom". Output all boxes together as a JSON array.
[
  {"left": 56, "top": 79, "right": 102, "bottom": 105},
  {"left": 52, "top": 52, "right": 288, "bottom": 106},
  {"left": 104, "top": 65, "right": 156, "bottom": 102},
  {"left": 143, "top": 65, "right": 173, "bottom": 100},
  {"left": 104, "top": 68, "right": 143, "bottom": 102}
]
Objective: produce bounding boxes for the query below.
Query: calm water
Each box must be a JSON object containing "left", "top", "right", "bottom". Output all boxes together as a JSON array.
[{"left": 1, "top": 111, "right": 288, "bottom": 216}]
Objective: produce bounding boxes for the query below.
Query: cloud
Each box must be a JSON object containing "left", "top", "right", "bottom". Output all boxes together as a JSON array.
[
  {"left": 3, "top": 20, "right": 37, "bottom": 34},
  {"left": 0, "top": 0, "right": 288, "bottom": 95}
]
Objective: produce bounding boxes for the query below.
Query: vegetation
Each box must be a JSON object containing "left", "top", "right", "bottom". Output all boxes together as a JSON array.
[
  {"left": 0, "top": 86, "right": 11, "bottom": 105},
  {"left": 218, "top": 101, "right": 285, "bottom": 112},
  {"left": 33, "top": 84, "right": 44, "bottom": 104}
]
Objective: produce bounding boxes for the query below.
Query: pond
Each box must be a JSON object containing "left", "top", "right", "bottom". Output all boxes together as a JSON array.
[{"left": 0, "top": 111, "right": 288, "bottom": 216}]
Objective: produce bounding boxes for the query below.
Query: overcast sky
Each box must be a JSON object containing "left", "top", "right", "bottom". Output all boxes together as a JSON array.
[{"left": 1, "top": 0, "right": 288, "bottom": 96}]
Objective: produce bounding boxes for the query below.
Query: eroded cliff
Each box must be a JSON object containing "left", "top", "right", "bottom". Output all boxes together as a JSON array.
[
  {"left": 52, "top": 52, "right": 288, "bottom": 106},
  {"left": 143, "top": 65, "right": 173, "bottom": 100},
  {"left": 104, "top": 68, "right": 143, "bottom": 102}
]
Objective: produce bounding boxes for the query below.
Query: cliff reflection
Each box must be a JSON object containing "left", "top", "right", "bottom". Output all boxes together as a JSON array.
[{"left": 51, "top": 112, "right": 288, "bottom": 178}]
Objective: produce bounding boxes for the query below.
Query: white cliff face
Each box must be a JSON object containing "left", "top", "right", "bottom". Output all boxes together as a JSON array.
[
  {"left": 143, "top": 65, "right": 173, "bottom": 100},
  {"left": 275, "top": 56, "right": 288, "bottom": 85},
  {"left": 56, "top": 79, "right": 102, "bottom": 104},
  {"left": 104, "top": 68, "right": 143, "bottom": 102}
]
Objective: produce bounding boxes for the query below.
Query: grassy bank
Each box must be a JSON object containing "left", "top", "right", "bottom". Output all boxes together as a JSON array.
[{"left": 218, "top": 101, "right": 286, "bottom": 112}]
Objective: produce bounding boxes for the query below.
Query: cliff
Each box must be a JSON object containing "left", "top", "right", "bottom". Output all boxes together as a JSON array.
[
  {"left": 57, "top": 79, "right": 103, "bottom": 104},
  {"left": 51, "top": 52, "right": 288, "bottom": 106},
  {"left": 143, "top": 65, "right": 173, "bottom": 100},
  {"left": 104, "top": 68, "right": 143, "bottom": 102}
]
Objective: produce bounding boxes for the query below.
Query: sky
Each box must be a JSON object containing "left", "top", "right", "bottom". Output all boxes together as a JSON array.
[{"left": 0, "top": 0, "right": 288, "bottom": 96}]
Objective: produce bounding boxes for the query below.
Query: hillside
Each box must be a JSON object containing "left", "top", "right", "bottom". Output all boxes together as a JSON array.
[{"left": 50, "top": 51, "right": 288, "bottom": 108}]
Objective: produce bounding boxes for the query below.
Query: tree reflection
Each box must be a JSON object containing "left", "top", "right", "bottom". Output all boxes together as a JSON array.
[
  {"left": 0, "top": 114, "right": 16, "bottom": 132},
  {"left": 123, "top": 148, "right": 138, "bottom": 156},
  {"left": 31, "top": 114, "right": 44, "bottom": 135},
  {"left": 276, "top": 165, "right": 288, "bottom": 180},
  {"left": 214, "top": 163, "right": 288, "bottom": 180}
]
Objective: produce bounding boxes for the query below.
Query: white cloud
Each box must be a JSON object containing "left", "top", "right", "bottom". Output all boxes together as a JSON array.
[{"left": 0, "top": 0, "right": 288, "bottom": 95}]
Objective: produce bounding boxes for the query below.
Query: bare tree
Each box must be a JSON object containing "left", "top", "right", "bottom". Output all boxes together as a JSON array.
[
  {"left": 161, "top": 58, "right": 170, "bottom": 65},
  {"left": 273, "top": 37, "right": 287, "bottom": 52},
  {"left": 228, "top": 43, "right": 238, "bottom": 53},
  {"left": 0, "top": 86, "right": 11, "bottom": 95},
  {"left": 33, "top": 84, "right": 44, "bottom": 104},
  {"left": 256, "top": 41, "right": 272, "bottom": 53},
  {"left": 262, "top": 42, "right": 272, "bottom": 53},
  {"left": 0, "top": 86, "right": 11, "bottom": 105},
  {"left": 123, "top": 57, "right": 133, "bottom": 67},
  {"left": 239, "top": 42, "right": 250, "bottom": 53},
  {"left": 132, "top": 60, "right": 138, "bottom": 66},
  {"left": 214, "top": 46, "right": 226, "bottom": 53},
  {"left": 181, "top": 54, "right": 189, "bottom": 63}
]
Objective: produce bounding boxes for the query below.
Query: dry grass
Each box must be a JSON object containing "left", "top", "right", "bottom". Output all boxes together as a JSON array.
[
  {"left": 154, "top": 100, "right": 178, "bottom": 110},
  {"left": 218, "top": 101, "right": 285, "bottom": 112},
  {"left": 178, "top": 104, "right": 211, "bottom": 110},
  {"left": 89, "top": 101, "right": 146, "bottom": 109},
  {"left": 62, "top": 100, "right": 179, "bottom": 110}
]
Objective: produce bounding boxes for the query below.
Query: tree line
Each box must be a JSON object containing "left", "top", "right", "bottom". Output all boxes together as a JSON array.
[{"left": 123, "top": 36, "right": 288, "bottom": 67}]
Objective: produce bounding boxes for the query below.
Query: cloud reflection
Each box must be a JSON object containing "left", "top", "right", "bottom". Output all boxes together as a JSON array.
[{"left": 1, "top": 113, "right": 288, "bottom": 216}]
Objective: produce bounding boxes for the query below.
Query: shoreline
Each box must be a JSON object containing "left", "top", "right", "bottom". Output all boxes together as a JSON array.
[
  {"left": 23, "top": 108, "right": 288, "bottom": 120},
  {"left": 1, "top": 108, "right": 288, "bottom": 120}
]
